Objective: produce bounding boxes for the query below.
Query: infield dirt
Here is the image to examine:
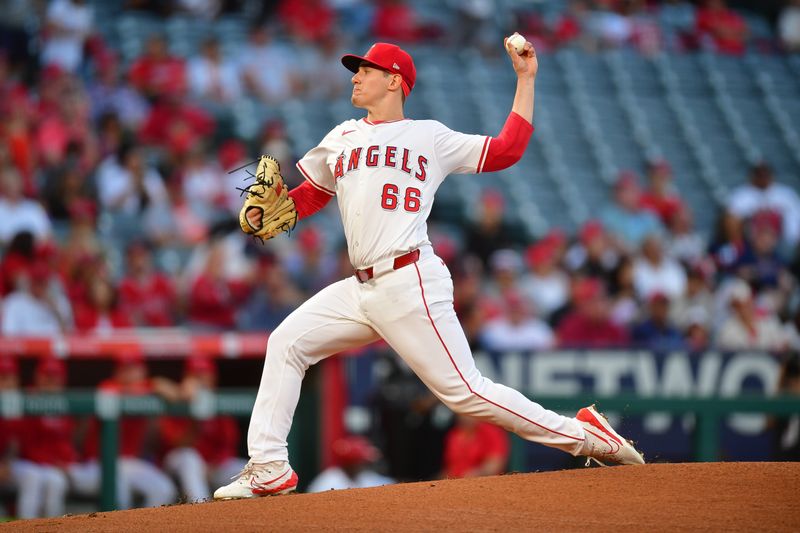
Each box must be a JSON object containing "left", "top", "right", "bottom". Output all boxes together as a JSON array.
[{"left": 2, "top": 462, "right": 798, "bottom": 532}]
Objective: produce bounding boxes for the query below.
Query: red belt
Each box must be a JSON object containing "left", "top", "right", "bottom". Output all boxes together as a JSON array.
[{"left": 354, "top": 249, "right": 420, "bottom": 283}]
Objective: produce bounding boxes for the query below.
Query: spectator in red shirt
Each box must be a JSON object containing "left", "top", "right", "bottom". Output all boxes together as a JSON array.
[
  {"left": 34, "top": 81, "right": 98, "bottom": 172},
  {"left": 187, "top": 242, "right": 250, "bottom": 330},
  {"left": 639, "top": 159, "right": 685, "bottom": 226},
  {"left": 443, "top": 416, "right": 509, "bottom": 479},
  {"left": 17, "top": 358, "right": 74, "bottom": 518},
  {"left": 137, "top": 92, "right": 214, "bottom": 159},
  {"left": 0, "top": 356, "right": 17, "bottom": 391},
  {"left": 1, "top": 89, "right": 37, "bottom": 195},
  {"left": 0, "top": 356, "right": 45, "bottom": 519},
  {"left": 128, "top": 34, "right": 186, "bottom": 99},
  {"left": 278, "top": 0, "right": 335, "bottom": 41},
  {"left": 556, "top": 277, "right": 630, "bottom": 348},
  {"left": 35, "top": 65, "right": 68, "bottom": 122},
  {"left": 553, "top": 0, "right": 589, "bottom": 49},
  {"left": 73, "top": 277, "right": 133, "bottom": 332},
  {"left": 80, "top": 353, "right": 178, "bottom": 509},
  {"left": 373, "top": 0, "right": 422, "bottom": 43},
  {"left": 695, "top": 0, "right": 748, "bottom": 55},
  {"left": 118, "top": 241, "right": 177, "bottom": 327},
  {"left": 160, "top": 357, "right": 247, "bottom": 502}
]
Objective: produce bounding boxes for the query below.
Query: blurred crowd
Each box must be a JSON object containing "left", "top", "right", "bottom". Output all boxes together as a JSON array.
[
  {"left": 517, "top": 0, "right": 800, "bottom": 56},
  {"left": 457, "top": 159, "right": 800, "bottom": 354},
  {"left": 0, "top": 0, "right": 798, "bottom": 353}
]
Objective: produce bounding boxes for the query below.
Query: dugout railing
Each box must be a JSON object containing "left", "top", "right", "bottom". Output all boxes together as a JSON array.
[
  {"left": 2, "top": 390, "right": 800, "bottom": 510},
  {"left": 0, "top": 389, "right": 319, "bottom": 512}
]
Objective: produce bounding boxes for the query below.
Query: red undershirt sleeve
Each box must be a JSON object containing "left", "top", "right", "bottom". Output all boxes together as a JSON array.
[
  {"left": 288, "top": 180, "right": 333, "bottom": 220},
  {"left": 481, "top": 111, "right": 534, "bottom": 173}
]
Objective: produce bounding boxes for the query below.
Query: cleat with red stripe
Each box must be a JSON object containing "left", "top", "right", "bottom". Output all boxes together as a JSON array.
[
  {"left": 213, "top": 461, "right": 298, "bottom": 500},
  {"left": 577, "top": 404, "right": 645, "bottom": 466}
]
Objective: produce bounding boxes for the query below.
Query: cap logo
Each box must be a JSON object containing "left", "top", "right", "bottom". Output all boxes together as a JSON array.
[{"left": 392, "top": 62, "right": 400, "bottom": 70}]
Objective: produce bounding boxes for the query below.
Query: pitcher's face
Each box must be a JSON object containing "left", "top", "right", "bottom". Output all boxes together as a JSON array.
[{"left": 351, "top": 64, "right": 398, "bottom": 109}]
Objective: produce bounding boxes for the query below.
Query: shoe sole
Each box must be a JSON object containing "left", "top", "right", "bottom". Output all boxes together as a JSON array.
[
  {"left": 214, "top": 487, "right": 297, "bottom": 501},
  {"left": 578, "top": 404, "right": 645, "bottom": 465}
]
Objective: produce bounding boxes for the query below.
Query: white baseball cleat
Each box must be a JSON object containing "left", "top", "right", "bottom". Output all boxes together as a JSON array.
[
  {"left": 577, "top": 404, "right": 645, "bottom": 466},
  {"left": 213, "top": 460, "right": 298, "bottom": 500}
]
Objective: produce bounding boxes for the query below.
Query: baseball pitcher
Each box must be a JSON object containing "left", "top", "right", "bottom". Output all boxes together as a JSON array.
[{"left": 215, "top": 36, "right": 644, "bottom": 500}]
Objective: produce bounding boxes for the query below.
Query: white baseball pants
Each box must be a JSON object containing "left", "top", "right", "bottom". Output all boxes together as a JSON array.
[
  {"left": 10, "top": 460, "right": 67, "bottom": 518},
  {"left": 164, "top": 448, "right": 247, "bottom": 502},
  {"left": 248, "top": 245, "right": 587, "bottom": 462},
  {"left": 68, "top": 459, "right": 176, "bottom": 510}
]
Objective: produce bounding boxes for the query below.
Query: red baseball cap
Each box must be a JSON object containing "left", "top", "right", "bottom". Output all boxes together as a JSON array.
[
  {"left": 342, "top": 42, "right": 416, "bottom": 97},
  {"left": 331, "top": 436, "right": 380, "bottom": 467},
  {"left": 573, "top": 278, "right": 604, "bottom": 301},
  {"left": 503, "top": 291, "right": 528, "bottom": 312},
  {"left": 615, "top": 170, "right": 640, "bottom": 190},
  {"left": 647, "top": 291, "right": 670, "bottom": 305},
  {"left": 482, "top": 189, "right": 505, "bottom": 210},
  {"left": 0, "top": 356, "right": 18, "bottom": 376},
  {"left": 116, "top": 351, "right": 145, "bottom": 369},
  {"left": 648, "top": 158, "right": 672, "bottom": 176},
  {"left": 185, "top": 356, "right": 217, "bottom": 377},
  {"left": 750, "top": 209, "right": 782, "bottom": 234},
  {"left": 36, "top": 357, "right": 67, "bottom": 379},
  {"left": 580, "top": 220, "right": 605, "bottom": 244},
  {"left": 526, "top": 241, "right": 557, "bottom": 267}
]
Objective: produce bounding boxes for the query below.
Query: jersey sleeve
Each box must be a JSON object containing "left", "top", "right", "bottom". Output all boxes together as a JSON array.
[
  {"left": 432, "top": 121, "right": 491, "bottom": 176},
  {"left": 295, "top": 126, "right": 341, "bottom": 196}
]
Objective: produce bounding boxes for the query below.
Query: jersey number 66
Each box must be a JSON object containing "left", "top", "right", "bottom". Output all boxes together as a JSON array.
[{"left": 381, "top": 183, "right": 422, "bottom": 213}]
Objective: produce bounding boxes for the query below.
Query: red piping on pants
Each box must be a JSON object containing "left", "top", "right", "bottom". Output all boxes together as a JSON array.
[{"left": 413, "top": 262, "right": 584, "bottom": 443}]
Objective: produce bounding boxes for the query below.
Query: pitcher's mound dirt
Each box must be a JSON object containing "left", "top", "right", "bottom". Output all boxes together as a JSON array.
[{"left": 3, "top": 462, "right": 798, "bottom": 532}]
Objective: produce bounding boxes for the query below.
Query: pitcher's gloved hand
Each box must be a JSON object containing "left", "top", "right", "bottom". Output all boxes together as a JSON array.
[{"left": 237, "top": 155, "right": 297, "bottom": 241}]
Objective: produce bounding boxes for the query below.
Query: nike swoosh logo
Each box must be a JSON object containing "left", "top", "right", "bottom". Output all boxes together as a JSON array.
[{"left": 342, "top": 130, "right": 356, "bottom": 136}]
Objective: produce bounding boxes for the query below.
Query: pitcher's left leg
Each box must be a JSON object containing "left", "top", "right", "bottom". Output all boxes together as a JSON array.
[{"left": 370, "top": 257, "right": 586, "bottom": 456}]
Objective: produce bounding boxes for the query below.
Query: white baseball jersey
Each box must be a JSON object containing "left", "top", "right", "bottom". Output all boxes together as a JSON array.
[{"left": 296, "top": 118, "right": 490, "bottom": 268}]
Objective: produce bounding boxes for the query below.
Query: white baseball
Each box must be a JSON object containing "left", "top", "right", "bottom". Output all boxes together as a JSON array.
[{"left": 507, "top": 33, "right": 526, "bottom": 55}]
